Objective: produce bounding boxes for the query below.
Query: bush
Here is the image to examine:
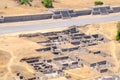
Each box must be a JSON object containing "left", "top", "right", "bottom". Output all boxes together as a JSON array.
[
  {"left": 19, "top": 0, "right": 32, "bottom": 6},
  {"left": 4, "top": 6, "right": 8, "bottom": 9},
  {"left": 94, "top": 1, "right": 104, "bottom": 5},
  {"left": 43, "top": 0, "right": 53, "bottom": 8},
  {"left": 19, "top": 0, "right": 25, "bottom": 4},
  {"left": 117, "top": 22, "right": 120, "bottom": 32},
  {"left": 116, "top": 32, "right": 120, "bottom": 40},
  {"left": 116, "top": 22, "right": 120, "bottom": 41}
]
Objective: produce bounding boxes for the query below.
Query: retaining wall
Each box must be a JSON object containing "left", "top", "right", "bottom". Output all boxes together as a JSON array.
[
  {"left": 75, "top": 10, "right": 92, "bottom": 16},
  {"left": 112, "top": 6, "right": 120, "bottom": 13},
  {"left": 3, "top": 13, "right": 53, "bottom": 23},
  {"left": 0, "top": 6, "right": 120, "bottom": 23},
  {"left": 0, "top": 18, "right": 4, "bottom": 23}
]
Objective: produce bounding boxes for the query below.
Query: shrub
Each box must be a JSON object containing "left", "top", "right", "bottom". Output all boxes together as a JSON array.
[
  {"left": 117, "top": 22, "right": 120, "bottom": 32},
  {"left": 94, "top": 1, "right": 104, "bottom": 5},
  {"left": 43, "top": 0, "right": 53, "bottom": 8},
  {"left": 19, "top": 0, "right": 32, "bottom": 6},
  {"left": 4, "top": 6, "right": 8, "bottom": 9},
  {"left": 19, "top": 0, "right": 25, "bottom": 5},
  {"left": 116, "top": 22, "right": 120, "bottom": 41},
  {"left": 116, "top": 32, "right": 120, "bottom": 40}
]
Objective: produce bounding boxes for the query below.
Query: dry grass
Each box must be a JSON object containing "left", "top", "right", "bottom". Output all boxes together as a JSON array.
[
  {"left": 64, "top": 65, "right": 100, "bottom": 80},
  {"left": 48, "top": 77, "right": 67, "bottom": 80},
  {"left": 0, "top": 0, "right": 47, "bottom": 16},
  {"left": 53, "top": 0, "right": 120, "bottom": 9},
  {"left": 0, "top": 36, "right": 44, "bottom": 80},
  {"left": 0, "top": 0, "right": 120, "bottom": 15},
  {"left": 0, "top": 21, "right": 120, "bottom": 80},
  {"left": 79, "top": 21, "right": 120, "bottom": 73}
]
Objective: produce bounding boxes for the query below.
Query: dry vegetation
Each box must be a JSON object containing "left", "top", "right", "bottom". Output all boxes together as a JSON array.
[
  {"left": 0, "top": 0, "right": 120, "bottom": 15},
  {"left": 0, "top": 21, "right": 120, "bottom": 80},
  {"left": 79, "top": 22, "right": 120, "bottom": 73}
]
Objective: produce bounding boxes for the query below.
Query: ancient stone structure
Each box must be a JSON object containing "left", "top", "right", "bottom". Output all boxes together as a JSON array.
[{"left": 17, "top": 25, "right": 115, "bottom": 80}]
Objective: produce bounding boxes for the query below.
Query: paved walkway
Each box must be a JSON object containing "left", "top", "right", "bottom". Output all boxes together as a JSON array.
[{"left": 0, "top": 14, "right": 120, "bottom": 34}]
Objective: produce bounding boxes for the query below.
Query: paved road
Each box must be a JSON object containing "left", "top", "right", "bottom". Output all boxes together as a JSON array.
[{"left": 0, "top": 14, "right": 120, "bottom": 34}]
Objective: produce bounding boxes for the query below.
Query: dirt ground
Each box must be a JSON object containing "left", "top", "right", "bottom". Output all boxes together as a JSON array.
[
  {"left": 59, "top": 21, "right": 120, "bottom": 80},
  {"left": 0, "top": 0, "right": 120, "bottom": 15},
  {"left": 0, "top": 21, "right": 120, "bottom": 80}
]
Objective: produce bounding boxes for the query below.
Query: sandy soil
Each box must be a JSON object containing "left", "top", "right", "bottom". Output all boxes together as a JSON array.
[
  {"left": 0, "top": 36, "right": 44, "bottom": 80},
  {"left": 53, "top": 0, "right": 120, "bottom": 9},
  {"left": 0, "top": 21, "right": 120, "bottom": 80},
  {"left": 79, "top": 21, "right": 120, "bottom": 73},
  {"left": 57, "top": 21, "right": 120, "bottom": 80},
  {"left": 0, "top": 0, "right": 120, "bottom": 15},
  {"left": 48, "top": 77, "right": 67, "bottom": 80},
  {"left": 0, "top": 0, "right": 48, "bottom": 16},
  {"left": 0, "top": 50, "right": 11, "bottom": 80}
]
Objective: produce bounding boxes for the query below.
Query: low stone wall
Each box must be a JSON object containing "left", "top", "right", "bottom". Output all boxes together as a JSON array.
[
  {"left": 0, "top": 18, "right": 4, "bottom": 23},
  {"left": 0, "top": 6, "right": 120, "bottom": 23},
  {"left": 0, "top": 16, "right": 4, "bottom": 23},
  {"left": 19, "top": 32, "right": 42, "bottom": 37},
  {"left": 0, "top": 9, "right": 94, "bottom": 23},
  {"left": 75, "top": 9, "right": 92, "bottom": 16},
  {"left": 112, "top": 6, "right": 120, "bottom": 13},
  {"left": 3, "top": 13, "right": 53, "bottom": 23}
]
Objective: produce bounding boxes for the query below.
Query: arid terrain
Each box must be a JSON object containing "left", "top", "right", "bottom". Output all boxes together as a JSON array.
[
  {"left": 0, "top": 0, "right": 120, "bottom": 15},
  {"left": 0, "top": 21, "right": 120, "bottom": 80}
]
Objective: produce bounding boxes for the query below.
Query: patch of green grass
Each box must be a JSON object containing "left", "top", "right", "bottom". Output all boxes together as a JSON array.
[
  {"left": 116, "top": 32, "right": 120, "bottom": 40},
  {"left": 117, "top": 21, "right": 120, "bottom": 32},
  {"left": 42, "top": 0, "right": 53, "bottom": 8},
  {"left": 19, "top": 0, "right": 32, "bottom": 6},
  {"left": 116, "top": 22, "right": 120, "bottom": 41},
  {"left": 94, "top": 1, "right": 104, "bottom": 5}
]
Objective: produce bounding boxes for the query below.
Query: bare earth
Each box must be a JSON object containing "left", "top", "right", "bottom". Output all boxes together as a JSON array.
[
  {"left": 0, "top": 0, "right": 120, "bottom": 15},
  {"left": 0, "top": 21, "right": 120, "bottom": 80}
]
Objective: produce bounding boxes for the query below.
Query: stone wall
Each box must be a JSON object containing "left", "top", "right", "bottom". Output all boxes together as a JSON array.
[
  {"left": 19, "top": 32, "right": 42, "bottom": 37},
  {"left": 0, "top": 16, "right": 4, "bottom": 23},
  {"left": 112, "top": 6, "right": 120, "bottom": 13},
  {"left": 3, "top": 13, "right": 53, "bottom": 23},
  {"left": 0, "top": 6, "right": 120, "bottom": 23},
  {"left": 75, "top": 9, "right": 92, "bottom": 16}
]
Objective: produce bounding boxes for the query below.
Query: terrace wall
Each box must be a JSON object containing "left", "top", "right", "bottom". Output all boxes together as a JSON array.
[
  {"left": 75, "top": 9, "right": 92, "bottom": 16},
  {"left": 3, "top": 13, "right": 53, "bottom": 23},
  {"left": 112, "top": 6, "right": 120, "bottom": 13},
  {"left": 0, "top": 6, "right": 120, "bottom": 23},
  {"left": 0, "top": 16, "right": 4, "bottom": 23},
  {"left": 0, "top": 18, "right": 4, "bottom": 23}
]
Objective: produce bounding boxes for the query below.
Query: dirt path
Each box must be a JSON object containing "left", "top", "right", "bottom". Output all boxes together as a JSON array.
[
  {"left": 3, "top": 51, "right": 15, "bottom": 80},
  {"left": 111, "top": 41, "right": 119, "bottom": 73}
]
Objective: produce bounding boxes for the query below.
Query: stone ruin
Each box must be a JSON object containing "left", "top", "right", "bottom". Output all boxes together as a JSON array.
[
  {"left": 17, "top": 25, "right": 115, "bottom": 80},
  {"left": 35, "top": 25, "right": 109, "bottom": 55}
]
